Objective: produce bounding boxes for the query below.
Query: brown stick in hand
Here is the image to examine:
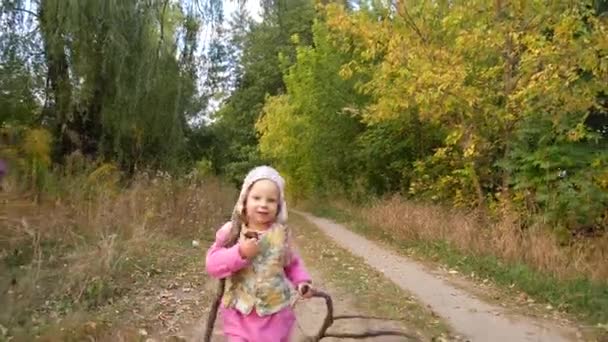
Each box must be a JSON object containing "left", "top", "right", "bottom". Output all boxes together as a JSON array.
[{"left": 305, "top": 289, "right": 420, "bottom": 342}]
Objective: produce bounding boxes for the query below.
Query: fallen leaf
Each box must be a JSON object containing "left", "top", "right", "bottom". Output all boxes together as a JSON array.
[
  {"left": 160, "top": 291, "right": 174, "bottom": 299},
  {"left": 83, "top": 321, "right": 97, "bottom": 334},
  {"left": 517, "top": 293, "right": 528, "bottom": 302}
]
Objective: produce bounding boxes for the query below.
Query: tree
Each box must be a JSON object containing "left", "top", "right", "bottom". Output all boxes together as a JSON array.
[
  {"left": 0, "top": 0, "right": 44, "bottom": 126},
  {"left": 1, "top": 0, "right": 223, "bottom": 173},
  {"left": 257, "top": 20, "right": 366, "bottom": 198},
  {"left": 210, "top": 0, "right": 316, "bottom": 185},
  {"left": 322, "top": 0, "right": 608, "bottom": 227}
]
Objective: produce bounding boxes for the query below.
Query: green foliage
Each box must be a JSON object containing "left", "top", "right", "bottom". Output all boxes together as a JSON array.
[
  {"left": 22, "top": 127, "right": 53, "bottom": 192},
  {"left": 1, "top": 0, "right": 221, "bottom": 174},
  {"left": 258, "top": 20, "right": 367, "bottom": 199},
  {"left": 40, "top": 0, "right": 204, "bottom": 170},
  {"left": 358, "top": 113, "right": 445, "bottom": 196},
  {"left": 3, "top": 0, "right": 608, "bottom": 233},
  {"left": 186, "top": 157, "right": 215, "bottom": 184},
  {"left": 504, "top": 112, "right": 608, "bottom": 229},
  {"left": 0, "top": 124, "right": 53, "bottom": 193},
  {"left": 255, "top": 0, "right": 608, "bottom": 231},
  {"left": 0, "top": 57, "right": 39, "bottom": 125},
  {"left": 209, "top": 0, "right": 316, "bottom": 185}
]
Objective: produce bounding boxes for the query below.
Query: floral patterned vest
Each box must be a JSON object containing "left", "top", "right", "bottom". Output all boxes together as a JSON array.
[{"left": 222, "top": 223, "right": 294, "bottom": 316}]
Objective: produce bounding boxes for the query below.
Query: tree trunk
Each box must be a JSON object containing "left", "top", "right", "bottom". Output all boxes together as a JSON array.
[{"left": 40, "top": 0, "right": 73, "bottom": 159}]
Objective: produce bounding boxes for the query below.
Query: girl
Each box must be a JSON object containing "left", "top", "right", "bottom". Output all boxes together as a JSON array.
[{"left": 205, "top": 165, "right": 313, "bottom": 341}]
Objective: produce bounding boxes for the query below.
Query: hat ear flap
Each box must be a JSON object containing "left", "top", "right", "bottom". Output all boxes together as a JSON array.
[
  {"left": 235, "top": 202, "right": 245, "bottom": 221},
  {"left": 234, "top": 182, "right": 251, "bottom": 224},
  {"left": 277, "top": 199, "right": 288, "bottom": 224}
]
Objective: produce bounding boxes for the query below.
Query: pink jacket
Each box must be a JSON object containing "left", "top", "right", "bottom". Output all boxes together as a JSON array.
[{"left": 205, "top": 222, "right": 312, "bottom": 286}]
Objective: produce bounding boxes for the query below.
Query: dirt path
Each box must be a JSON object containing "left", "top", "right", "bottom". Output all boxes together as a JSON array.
[{"left": 293, "top": 210, "right": 582, "bottom": 342}]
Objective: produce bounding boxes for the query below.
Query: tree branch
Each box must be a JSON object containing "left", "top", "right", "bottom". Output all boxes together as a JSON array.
[
  {"left": 333, "top": 314, "right": 401, "bottom": 321},
  {"left": 7, "top": 7, "right": 40, "bottom": 18},
  {"left": 395, "top": 1, "right": 427, "bottom": 44},
  {"left": 156, "top": 0, "right": 170, "bottom": 57},
  {"left": 308, "top": 290, "right": 420, "bottom": 341},
  {"left": 323, "top": 330, "right": 420, "bottom": 340}
]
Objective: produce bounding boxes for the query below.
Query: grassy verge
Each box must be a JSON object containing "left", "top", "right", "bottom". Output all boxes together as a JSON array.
[
  {"left": 289, "top": 212, "right": 454, "bottom": 341},
  {"left": 301, "top": 201, "right": 608, "bottom": 335},
  {"left": 13, "top": 238, "right": 208, "bottom": 342},
  {"left": 0, "top": 170, "right": 235, "bottom": 341}
]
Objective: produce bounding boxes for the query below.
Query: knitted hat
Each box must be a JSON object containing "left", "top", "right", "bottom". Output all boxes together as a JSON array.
[{"left": 234, "top": 165, "right": 288, "bottom": 225}]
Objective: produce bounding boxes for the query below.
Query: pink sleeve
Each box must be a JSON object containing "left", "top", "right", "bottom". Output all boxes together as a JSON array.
[
  {"left": 284, "top": 247, "right": 312, "bottom": 286},
  {"left": 205, "top": 222, "right": 250, "bottom": 279}
]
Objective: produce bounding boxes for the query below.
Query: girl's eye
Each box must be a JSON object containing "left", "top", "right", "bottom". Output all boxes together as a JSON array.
[
  {"left": 252, "top": 196, "right": 260, "bottom": 200},
  {"left": 268, "top": 198, "right": 276, "bottom": 203}
]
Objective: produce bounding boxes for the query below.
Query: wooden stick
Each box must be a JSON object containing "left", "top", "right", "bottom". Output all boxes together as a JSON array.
[
  {"left": 324, "top": 330, "right": 420, "bottom": 340},
  {"left": 203, "top": 216, "right": 242, "bottom": 342},
  {"left": 310, "top": 290, "right": 334, "bottom": 341},
  {"left": 333, "top": 314, "right": 402, "bottom": 321},
  {"left": 306, "top": 289, "right": 420, "bottom": 342},
  {"left": 203, "top": 280, "right": 225, "bottom": 342}
]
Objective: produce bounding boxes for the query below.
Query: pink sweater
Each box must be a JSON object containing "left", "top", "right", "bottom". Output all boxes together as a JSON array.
[{"left": 205, "top": 222, "right": 312, "bottom": 341}]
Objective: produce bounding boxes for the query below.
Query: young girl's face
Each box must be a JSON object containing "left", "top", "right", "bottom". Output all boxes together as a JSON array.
[{"left": 245, "top": 179, "right": 280, "bottom": 228}]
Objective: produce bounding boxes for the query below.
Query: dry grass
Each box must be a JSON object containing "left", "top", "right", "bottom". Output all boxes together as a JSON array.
[
  {"left": 361, "top": 196, "right": 608, "bottom": 283},
  {"left": 0, "top": 169, "right": 236, "bottom": 339}
]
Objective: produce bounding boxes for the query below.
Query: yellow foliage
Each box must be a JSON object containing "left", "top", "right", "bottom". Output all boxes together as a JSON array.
[
  {"left": 22, "top": 128, "right": 52, "bottom": 167},
  {"left": 290, "top": 33, "right": 300, "bottom": 45},
  {"left": 256, "top": 95, "right": 307, "bottom": 161},
  {"left": 338, "top": 62, "right": 354, "bottom": 79},
  {"left": 463, "top": 142, "right": 477, "bottom": 158},
  {"left": 0, "top": 146, "right": 19, "bottom": 161},
  {"left": 597, "top": 169, "right": 608, "bottom": 190},
  {"left": 566, "top": 123, "right": 587, "bottom": 142},
  {"left": 88, "top": 162, "right": 121, "bottom": 188},
  {"left": 599, "top": 177, "right": 608, "bottom": 190}
]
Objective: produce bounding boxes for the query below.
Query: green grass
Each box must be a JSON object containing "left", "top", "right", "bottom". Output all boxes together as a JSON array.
[{"left": 306, "top": 204, "right": 608, "bottom": 327}]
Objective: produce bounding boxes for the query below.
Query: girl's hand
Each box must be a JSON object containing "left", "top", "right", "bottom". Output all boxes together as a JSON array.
[
  {"left": 298, "top": 283, "right": 313, "bottom": 299},
  {"left": 239, "top": 238, "right": 259, "bottom": 259}
]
